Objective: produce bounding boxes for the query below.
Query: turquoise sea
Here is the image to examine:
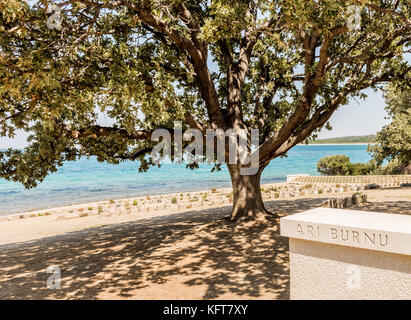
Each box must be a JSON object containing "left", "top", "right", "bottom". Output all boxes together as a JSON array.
[{"left": 0, "top": 144, "right": 371, "bottom": 215}]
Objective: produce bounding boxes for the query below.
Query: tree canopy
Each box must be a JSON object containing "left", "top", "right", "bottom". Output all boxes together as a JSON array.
[{"left": 1, "top": 0, "right": 410, "bottom": 220}]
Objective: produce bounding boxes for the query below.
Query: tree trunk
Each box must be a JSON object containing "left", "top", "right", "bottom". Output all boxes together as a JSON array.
[{"left": 228, "top": 164, "right": 271, "bottom": 221}]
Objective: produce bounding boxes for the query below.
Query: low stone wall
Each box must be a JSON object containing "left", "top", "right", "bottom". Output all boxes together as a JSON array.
[
  {"left": 320, "top": 193, "right": 368, "bottom": 208},
  {"left": 289, "top": 174, "right": 411, "bottom": 186},
  {"left": 280, "top": 208, "right": 411, "bottom": 299},
  {"left": 286, "top": 174, "right": 310, "bottom": 183}
]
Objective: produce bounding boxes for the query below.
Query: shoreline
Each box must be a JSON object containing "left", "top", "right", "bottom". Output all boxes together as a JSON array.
[
  {"left": 3, "top": 172, "right": 411, "bottom": 218},
  {"left": 0, "top": 178, "right": 291, "bottom": 216},
  {"left": 0, "top": 144, "right": 372, "bottom": 215},
  {"left": 1, "top": 181, "right": 290, "bottom": 219}
]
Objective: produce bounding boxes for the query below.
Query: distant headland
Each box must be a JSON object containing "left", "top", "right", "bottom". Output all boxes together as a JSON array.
[{"left": 306, "top": 135, "right": 376, "bottom": 145}]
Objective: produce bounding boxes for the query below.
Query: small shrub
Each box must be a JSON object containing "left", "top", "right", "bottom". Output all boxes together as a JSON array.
[
  {"left": 88, "top": 207, "right": 93, "bottom": 211},
  {"left": 317, "top": 155, "right": 378, "bottom": 176},
  {"left": 133, "top": 200, "right": 138, "bottom": 206},
  {"left": 211, "top": 188, "right": 217, "bottom": 193},
  {"left": 316, "top": 155, "right": 352, "bottom": 175},
  {"left": 44, "top": 212, "right": 51, "bottom": 216},
  {"left": 109, "top": 199, "right": 115, "bottom": 204},
  {"left": 171, "top": 197, "right": 177, "bottom": 204},
  {"left": 98, "top": 206, "right": 103, "bottom": 214}
]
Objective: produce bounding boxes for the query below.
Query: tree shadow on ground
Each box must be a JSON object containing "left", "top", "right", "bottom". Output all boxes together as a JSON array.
[
  {"left": 0, "top": 197, "right": 408, "bottom": 300},
  {"left": 352, "top": 201, "right": 411, "bottom": 216}
]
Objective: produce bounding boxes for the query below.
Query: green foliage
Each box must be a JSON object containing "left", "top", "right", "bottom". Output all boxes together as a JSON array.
[
  {"left": 316, "top": 155, "right": 378, "bottom": 176},
  {"left": 369, "top": 84, "right": 411, "bottom": 172},
  {"left": 317, "top": 155, "right": 353, "bottom": 175},
  {"left": 0, "top": 1, "right": 409, "bottom": 188},
  {"left": 316, "top": 153, "right": 409, "bottom": 176}
]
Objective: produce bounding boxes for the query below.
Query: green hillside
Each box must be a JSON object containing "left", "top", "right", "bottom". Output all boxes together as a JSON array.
[{"left": 308, "top": 135, "right": 376, "bottom": 144}]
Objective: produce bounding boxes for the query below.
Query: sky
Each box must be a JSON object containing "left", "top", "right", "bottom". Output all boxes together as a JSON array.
[
  {"left": 0, "top": 88, "right": 390, "bottom": 148},
  {"left": 316, "top": 89, "right": 389, "bottom": 139}
]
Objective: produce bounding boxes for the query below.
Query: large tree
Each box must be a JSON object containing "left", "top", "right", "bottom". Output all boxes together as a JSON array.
[{"left": 0, "top": 0, "right": 410, "bottom": 221}]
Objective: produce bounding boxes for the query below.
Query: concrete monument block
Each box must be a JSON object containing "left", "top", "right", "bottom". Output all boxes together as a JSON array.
[{"left": 280, "top": 208, "right": 411, "bottom": 299}]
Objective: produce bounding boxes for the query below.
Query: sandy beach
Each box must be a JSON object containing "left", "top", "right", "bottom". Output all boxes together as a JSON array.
[{"left": 0, "top": 187, "right": 409, "bottom": 299}]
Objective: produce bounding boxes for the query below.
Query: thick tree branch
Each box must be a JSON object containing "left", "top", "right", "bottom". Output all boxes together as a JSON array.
[{"left": 56, "top": 123, "right": 153, "bottom": 140}]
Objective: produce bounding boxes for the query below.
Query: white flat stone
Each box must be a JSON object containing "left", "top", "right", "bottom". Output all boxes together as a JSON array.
[{"left": 280, "top": 208, "right": 411, "bottom": 256}]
